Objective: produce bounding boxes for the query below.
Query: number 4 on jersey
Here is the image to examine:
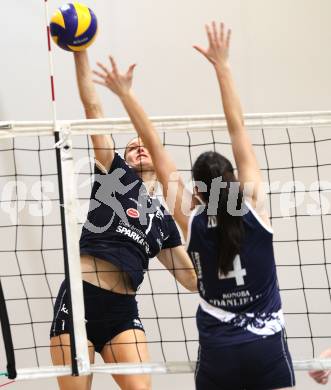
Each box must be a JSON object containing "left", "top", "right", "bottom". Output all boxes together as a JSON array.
[{"left": 218, "top": 255, "right": 247, "bottom": 286}]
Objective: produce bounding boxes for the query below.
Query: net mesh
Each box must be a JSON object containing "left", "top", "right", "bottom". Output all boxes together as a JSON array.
[
  {"left": 0, "top": 135, "right": 64, "bottom": 370},
  {"left": 0, "top": 118, "right": 331, "bottom": 378}
]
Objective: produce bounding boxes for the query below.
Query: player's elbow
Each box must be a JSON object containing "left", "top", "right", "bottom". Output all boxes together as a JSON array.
[{"left": 84, "top": 103, "right": 103, "bottom": 118}]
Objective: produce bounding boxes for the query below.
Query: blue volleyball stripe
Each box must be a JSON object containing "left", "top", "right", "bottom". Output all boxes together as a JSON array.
[
  {"left": 50, "top": 22, "right": 70, "bottom": 51},
  {"left": 70, "top": 9, "right": 97, "bottom": 48},
  {"left": 61, "top": 4, "right": 78, "bottom": 48},
  {"left": 50, "top": 22, "right": 63, "bottom": 38},
  {"left": 50, "top": 23, "right": 65, "bottom": 47}
]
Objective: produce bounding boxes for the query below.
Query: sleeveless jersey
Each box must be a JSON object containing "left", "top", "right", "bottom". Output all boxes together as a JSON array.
[
  {"left": 186, "top": 202, "right": 284, "bottom": 346},
  {"left": 80, "top": 153, "right": 182, "bottom": 290}
]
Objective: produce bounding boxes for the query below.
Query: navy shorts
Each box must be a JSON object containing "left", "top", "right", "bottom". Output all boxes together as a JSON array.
[
  {"left": 195, "top": 330, "right": 295, "bottom": 390},
  {"left": 50, "top": 280, "right": 145, "bottom": 353}
]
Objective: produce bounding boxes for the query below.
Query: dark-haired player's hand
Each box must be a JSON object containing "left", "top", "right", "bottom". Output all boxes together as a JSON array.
[{"left": 193, "top": 21, "right": 231, "bottom": 71}]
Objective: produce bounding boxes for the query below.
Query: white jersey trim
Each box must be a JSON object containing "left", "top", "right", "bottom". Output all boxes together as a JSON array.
[
  {"left": 200, "top": 297, "right": 285, "bottom": 336},
  {"left": 185, "top": 201, "right": 273, "bottom": 247},
  {"left": 244, "top": 201, "right": 274, "bottom": 235},
  {"left": 200, "top": 297, "right": 236, "bottom": 322},
  {"left": 185, "top": 205, "right": 204, "bottom": 250},
  {"left": 95, "top": 159, "right": 108, "bottom": 174}
]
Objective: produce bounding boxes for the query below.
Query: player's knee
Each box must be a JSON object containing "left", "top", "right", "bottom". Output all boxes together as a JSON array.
[
  {"left": 125, "top": 385, "right": 151, "bottom": 390},
  {"left": 134, "top": 382, "right": 151, "bottom": 390},
  {"left": 133, "top": 387, "right": 150, "bottom": 390},
  {"left": 125, "top": 379, "right": 151, "bottom": 390}
]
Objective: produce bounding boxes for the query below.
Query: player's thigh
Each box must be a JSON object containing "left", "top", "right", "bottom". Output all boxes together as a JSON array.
[
  {"left": 195, "top": 368, "right": 226, "bottom": 390},
  {"left": 244, "top": 331, "right": 295, "bottom": 390},
  {"left": 50, "top": 334, "right": 95, "bottom": 390},
  {"left": 195, "top": 344, "right": 242, "bottom": 390},
  {"left": 275, "top": 388, "right": 296, "bottom": 390},
  {"left": 101, "top": 329, "right": 151, "bottom": 390}
]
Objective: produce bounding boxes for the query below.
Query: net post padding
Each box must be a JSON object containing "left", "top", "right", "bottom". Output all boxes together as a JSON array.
[{"left": 55, "top": 123, "right": 90, "bottom": 375}]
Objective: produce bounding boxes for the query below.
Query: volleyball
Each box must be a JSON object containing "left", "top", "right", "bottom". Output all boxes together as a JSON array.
[{"left": 50, "top": 2, "right": 98, "bottom": 52}]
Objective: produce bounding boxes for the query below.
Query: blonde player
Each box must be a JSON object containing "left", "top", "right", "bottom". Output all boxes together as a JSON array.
[{"left": 50, "top": 50, "right": 197, "bottom": 390}]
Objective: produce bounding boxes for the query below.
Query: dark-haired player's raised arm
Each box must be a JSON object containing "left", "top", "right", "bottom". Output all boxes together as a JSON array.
[
  {"left": 74, "top": 51, "right": 114, "bottom": 171},
  {"left": 193, "top": 22, "right": 269, "bottom": 226}
]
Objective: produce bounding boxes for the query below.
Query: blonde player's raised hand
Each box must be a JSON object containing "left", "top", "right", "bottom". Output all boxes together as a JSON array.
[
  {"left": 193, "top": 21, "right": 231, "bottom": 69},
  {"left": 93, "top": 55, "right": 136, "bottom": 98}
]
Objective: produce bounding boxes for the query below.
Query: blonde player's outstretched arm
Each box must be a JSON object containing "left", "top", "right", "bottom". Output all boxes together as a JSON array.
[
  {"left": 93, "top": 56, "right": 192, "bottom": 237},
  {"left": 74, "top": 51, "right": 114, "bottom": 171},
  {"left": 194, "top": 22, "right": 270, "bottom": 226}
]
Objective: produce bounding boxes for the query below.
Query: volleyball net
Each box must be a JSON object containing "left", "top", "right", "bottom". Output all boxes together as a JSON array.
[{"left": 0, "top": 111, "right": 331, "bottom": 380}]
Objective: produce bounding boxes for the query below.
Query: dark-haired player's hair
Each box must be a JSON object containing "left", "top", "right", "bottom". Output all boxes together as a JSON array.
[{"left": 192, "top": 151, "right": 244, "bottom": 275}]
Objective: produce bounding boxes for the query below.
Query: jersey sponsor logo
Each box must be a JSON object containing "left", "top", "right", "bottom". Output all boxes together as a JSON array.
[
  {"left": 61, "top": 303, "right": 68, "bottom": 315},
  {"left": 116, "top": 225, "right": 150, "bottom": 254},
  {"left": 208, "top": 290, "right": 255, "bottom": 308},
  {"left": 191, "top": 252, "right": 206, "bottom": 296},
  {"left": 119, "top": 220, "right": 147, "bottom": 239},
  {"left": 155, "top": 207, "right": 164, "bottom": 220},
  {"left": 133, "top": 318, "right": 144, "bottom": 330},
  {"left": 126, "top": 208, "right": 140, "bottom": 218},
  {"left": 208, "top": 216, "right": 218, "bottom": 228},
  {"left": 191, "top": 252, "right": 203, "bottom": 279},
  {"left": 116, "top": 225, "right": 144, "bottom": 243}
]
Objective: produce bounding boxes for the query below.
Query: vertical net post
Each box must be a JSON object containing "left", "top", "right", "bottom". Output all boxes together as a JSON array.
[
  {"left": 54, "top": 123, "right": 90, "bottom": 376},
  {"left": 0, "top": 280, "right": 16, "bottom": 380}
]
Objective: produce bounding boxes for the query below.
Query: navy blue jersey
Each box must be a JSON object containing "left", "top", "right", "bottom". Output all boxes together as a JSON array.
[
  {"left": 186, "top": 202, "right": 284, "bottom": 346},
  {"left": 80, "top": 153, "right": 182, "bottom": 290}
]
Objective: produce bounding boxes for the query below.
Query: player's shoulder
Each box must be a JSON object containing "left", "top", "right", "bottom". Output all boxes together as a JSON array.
[
  {"left": 111, "top": 152, "right": 132, "bottom": 171},
  {"left": 189, "top": 205, "right": 208, "bottom": 231},
  {"left": 191, "top": 204, "right": 207, "bottom": 220},
  {"left": 243, "top": 200, "right": 273, "bottom": 235},
  {"left": 95, "top": 152, "right": 139, "bottom": 177}
]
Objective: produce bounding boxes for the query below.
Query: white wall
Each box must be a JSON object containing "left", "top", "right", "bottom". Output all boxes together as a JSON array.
[{"left": 0, "top": 0, "right": 330, "bottom": 122}]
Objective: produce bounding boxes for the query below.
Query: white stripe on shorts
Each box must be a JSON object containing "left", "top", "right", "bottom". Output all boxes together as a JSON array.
[
  {"left": 280, "top": 329, "right": 295, "bottom": 387},
  {"left": 52, "top": 288, "right": 67, "bottom": 334}
]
